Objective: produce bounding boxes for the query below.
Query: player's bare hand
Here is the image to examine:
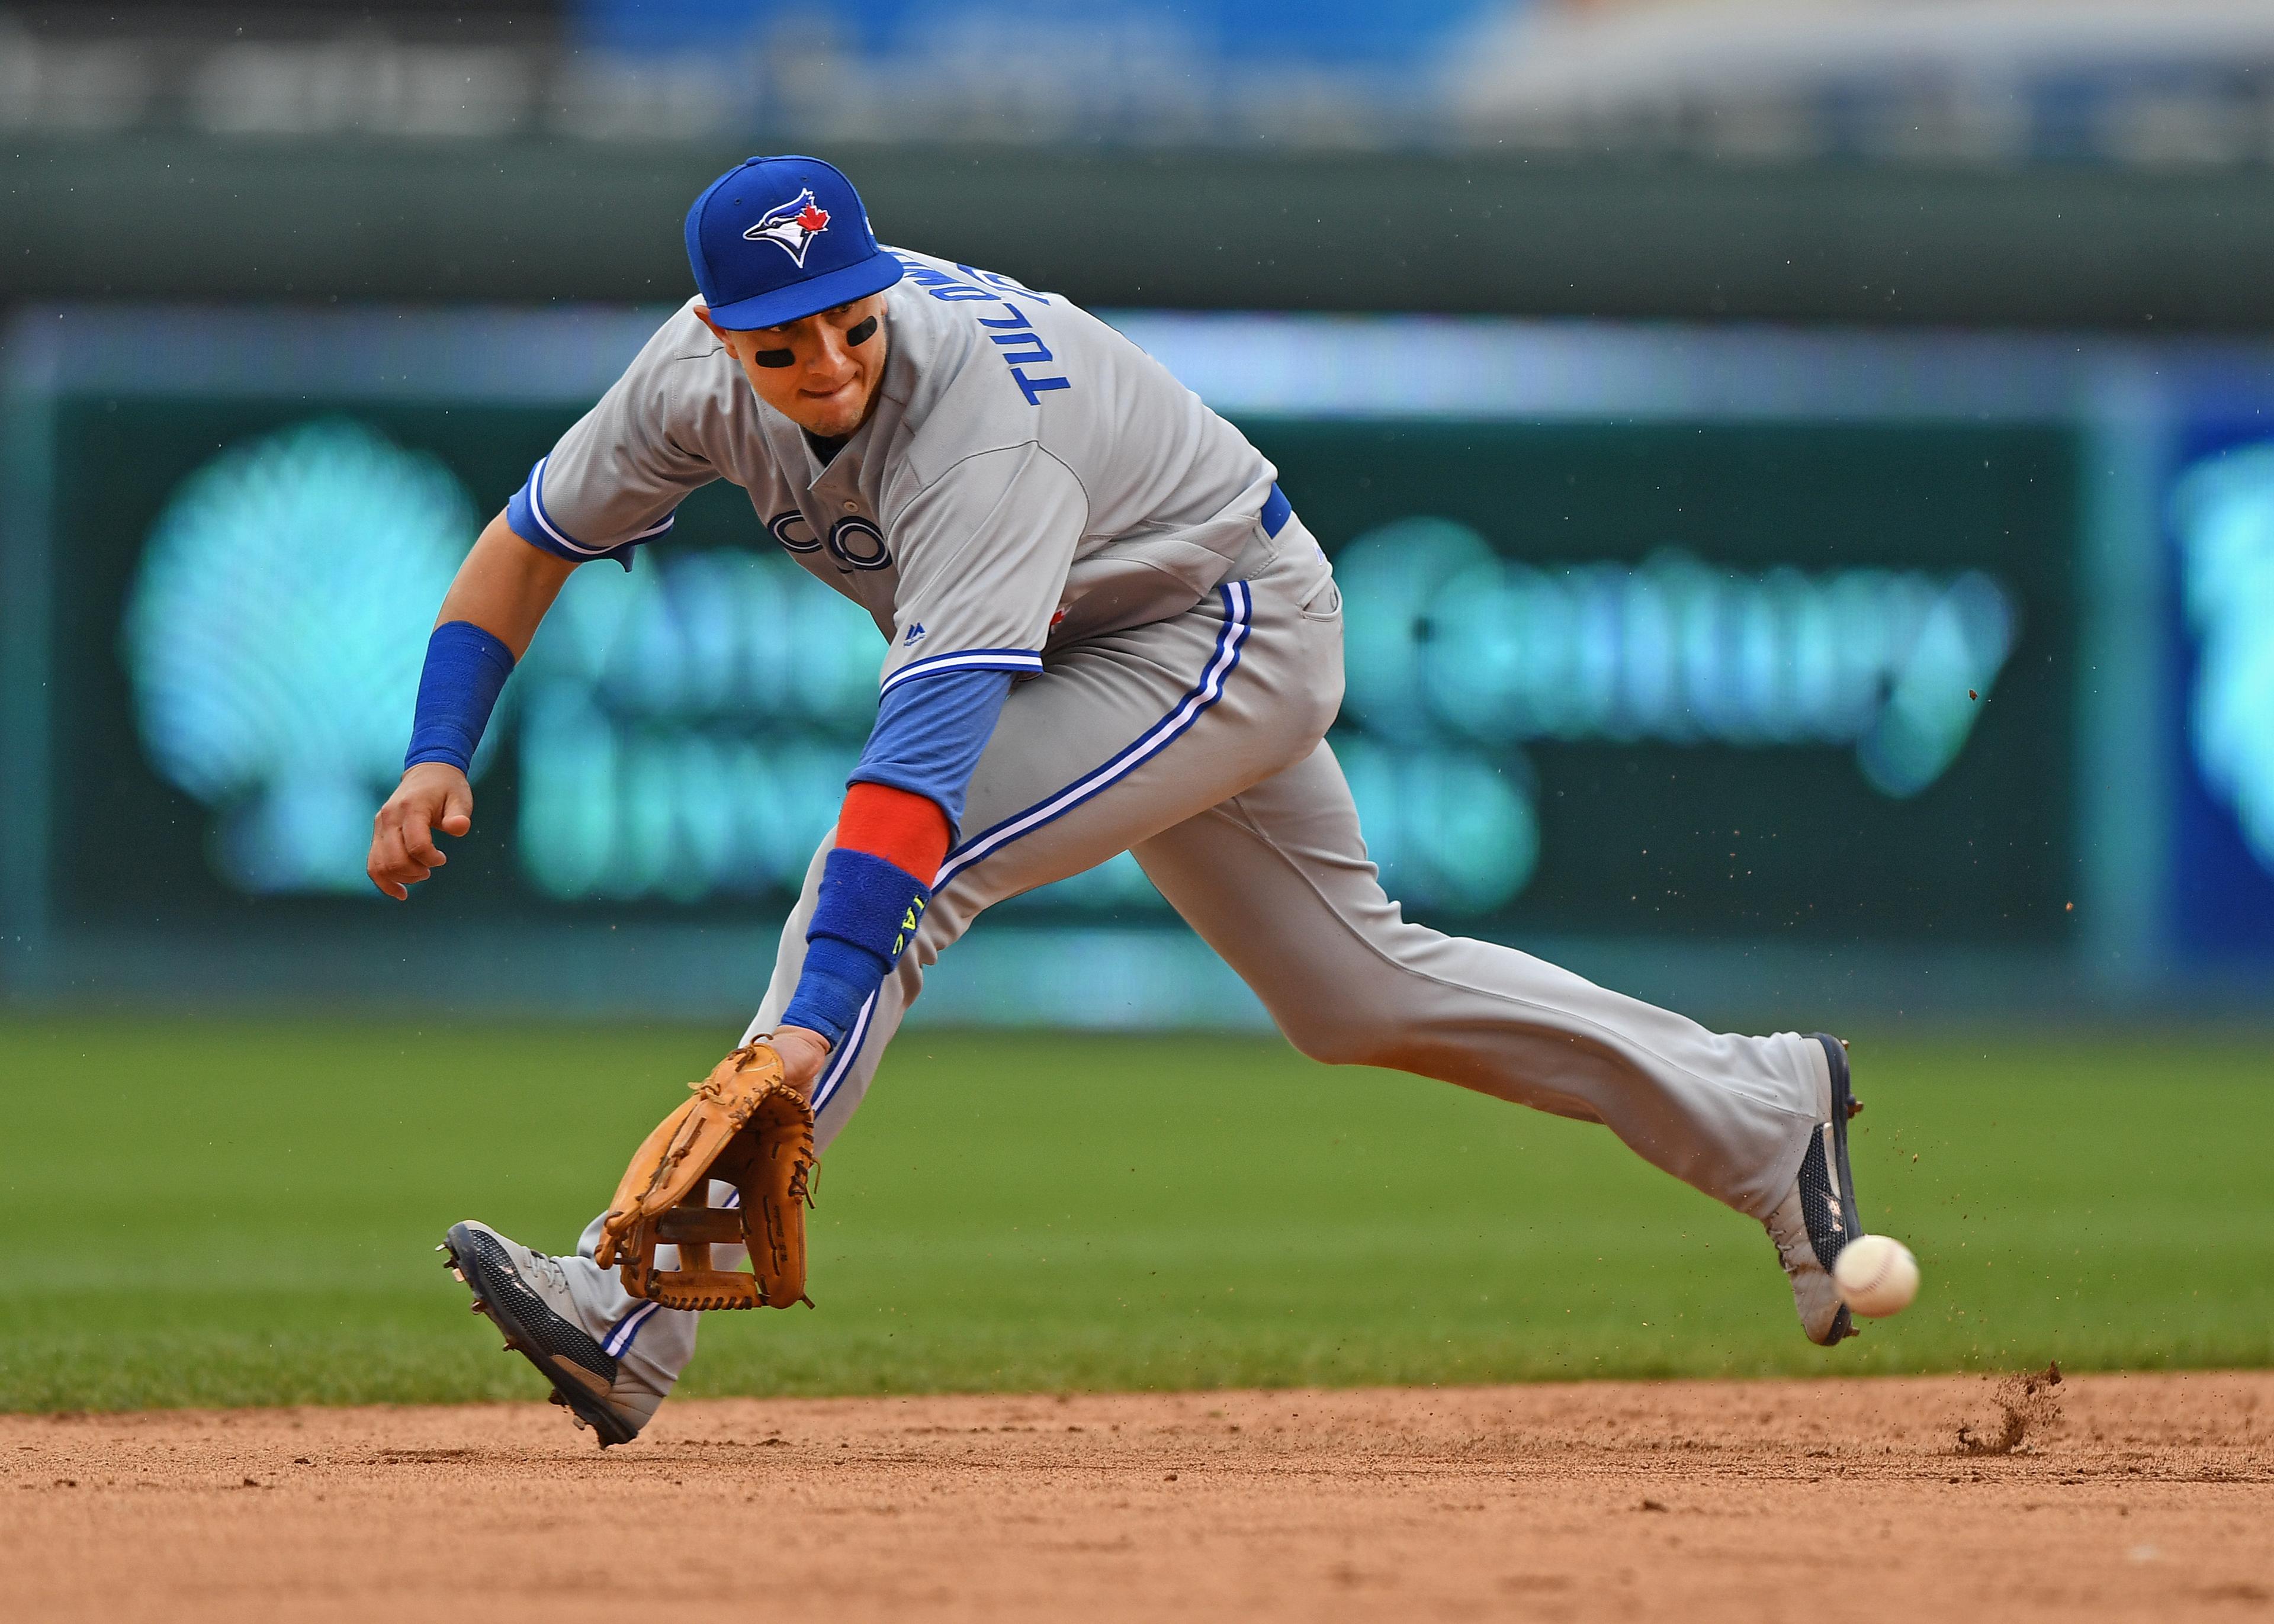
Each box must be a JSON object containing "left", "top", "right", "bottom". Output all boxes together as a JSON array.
[
  {"left": 368, "top": 763, "right": 474, "bottom": 900},
  {"left": 768, "top": 1025, "right": 832, "bottom": 1100}
]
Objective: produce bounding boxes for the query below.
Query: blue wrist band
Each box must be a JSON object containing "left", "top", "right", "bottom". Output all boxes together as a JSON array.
[
  {"left": 403, "top": 620, "right": 515, "bottom": 773},
  {"left": 809, "top": 847, "right": 932, "bottom": 961},
  {"left": 780, "top": 937, "right": 880, "bottom": 1049},
  {"left": 781, "top": 848, "right": 932, "bottom": 1044}
]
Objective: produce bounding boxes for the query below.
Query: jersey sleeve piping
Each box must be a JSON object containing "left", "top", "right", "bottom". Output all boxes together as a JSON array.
[
  {"left": 534, "top": 454, "right": 678, "bottom": 546},
  {"left": 878, "top": 647, "right": 1044, "bottom": 696},
  {"left": 508, "top": 454, "right": 677, "bottom": 568}
]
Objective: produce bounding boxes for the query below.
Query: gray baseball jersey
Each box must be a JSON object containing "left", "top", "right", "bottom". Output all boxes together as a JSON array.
[{"left": 522, "top": 247, "right": 1324, "bottom": 690}]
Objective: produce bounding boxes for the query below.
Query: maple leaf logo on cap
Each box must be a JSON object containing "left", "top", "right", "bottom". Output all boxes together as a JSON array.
[{"left": 745, "top": 188, "right": 834, "bottom": 268}]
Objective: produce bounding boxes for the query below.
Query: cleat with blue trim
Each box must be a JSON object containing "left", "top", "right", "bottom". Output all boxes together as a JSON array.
[
  {"left": 440, "top": 1220, "right": 664, "bottom": 1447},
  {"left": 1763, "top": 1034, "right": 1867, "bottom": 1346}
]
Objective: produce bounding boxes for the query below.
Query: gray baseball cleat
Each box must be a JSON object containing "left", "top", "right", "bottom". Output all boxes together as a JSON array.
[
  {"left": 440, "top": 1220, "right": 664, "bottom": 1447},
  {"left": 1762, "top": 1033, "right": 1866, "bottom": 1346}
]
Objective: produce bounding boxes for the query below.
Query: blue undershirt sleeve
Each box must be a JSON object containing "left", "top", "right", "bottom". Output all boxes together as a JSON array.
[{"left": 846, "top": 667, "right": 1014, "bottom": 837}]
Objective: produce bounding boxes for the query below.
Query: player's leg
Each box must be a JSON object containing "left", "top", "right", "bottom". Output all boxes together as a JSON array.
[
  {"left": 1129, "top": 739, "right": 1858, "bottom": 1342},
  {"left": 510, "top": 554, "right": 1344, "bottom": 1431}
]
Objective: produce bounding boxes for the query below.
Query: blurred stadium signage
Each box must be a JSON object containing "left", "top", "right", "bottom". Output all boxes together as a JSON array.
[
  {"left": 9, "top": 0, "right": 2272, "bottom": 168},
  {"left": 2167, "top": 436, "right": 2274, "bottom": 957},
  {"left": 4, "top": 306, "right": 2270, "bottom": 1017},
  {"left": 122, "top": 419, "right": 495, "bottom": 895}
]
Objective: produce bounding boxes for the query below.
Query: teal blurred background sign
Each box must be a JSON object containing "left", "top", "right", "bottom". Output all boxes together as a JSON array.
[
  {"left": 1246, "top": 420, "right": 2058, "bottom": 941},
  {"left": 2, "top": 304, "right": 2269, "bottom": 1019},
  {"left": 123, "top": 419, "right": 492, "bottom": 896},
  {"left": 2168, "top": 432, "right": 2274, "bottom": 960}
]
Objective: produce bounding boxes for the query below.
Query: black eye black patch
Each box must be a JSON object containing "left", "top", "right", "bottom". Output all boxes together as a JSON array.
[
  {"left": 753, "top": 348, "right": 795, "bottom": 368},
  {"left": 845, "top": 315, "right": 879, "bottom": 347}
]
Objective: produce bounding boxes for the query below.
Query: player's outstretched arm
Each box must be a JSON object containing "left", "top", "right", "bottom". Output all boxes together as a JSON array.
[{"left": 368, "top": 512, "right": 577, "bottom": 900}]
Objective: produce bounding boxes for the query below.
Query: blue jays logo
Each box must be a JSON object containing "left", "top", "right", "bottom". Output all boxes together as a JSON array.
[{"left": 744, "top": 189, "right": 832, "bottom": 266}]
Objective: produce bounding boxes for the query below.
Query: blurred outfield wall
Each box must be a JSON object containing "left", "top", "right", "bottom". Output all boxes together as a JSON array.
[
  {"left": 11, "top": 137, "right": 2274, "bottom": 329},
  {"left": 5, "top": 294, "right": 2272, "bottom": 1027},
  {"left": 8, "top": 56, "right": 2274, "bottom": 1028}
]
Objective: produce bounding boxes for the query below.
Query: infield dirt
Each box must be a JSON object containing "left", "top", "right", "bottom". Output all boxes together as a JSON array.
[{"left": 6, "top": 1372, "right": 2269, "bottom": 1622}]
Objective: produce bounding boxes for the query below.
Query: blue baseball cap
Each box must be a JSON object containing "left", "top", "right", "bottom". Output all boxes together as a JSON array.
[{"left": 684, "top": 155, "right": 904, "bottom": 331}]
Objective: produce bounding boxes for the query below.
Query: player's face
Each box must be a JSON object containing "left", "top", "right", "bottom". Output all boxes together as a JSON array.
[{"left": 704, "top": 295, "right": 889, "bottom": 439}]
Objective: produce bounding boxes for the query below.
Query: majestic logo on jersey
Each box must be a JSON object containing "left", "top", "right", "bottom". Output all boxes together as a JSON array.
[{"left": 744, "top": 190, "right": 832, "bottom": 266}]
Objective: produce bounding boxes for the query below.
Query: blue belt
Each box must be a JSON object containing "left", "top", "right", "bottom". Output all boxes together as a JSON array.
[{"left": 1261, "top": 482, "right": 1292, "bottom": 538}]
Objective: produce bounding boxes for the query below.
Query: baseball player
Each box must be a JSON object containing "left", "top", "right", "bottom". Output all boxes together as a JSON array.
[{"left": 368, "top": 156, "right": 1871, "bottom": 1446}]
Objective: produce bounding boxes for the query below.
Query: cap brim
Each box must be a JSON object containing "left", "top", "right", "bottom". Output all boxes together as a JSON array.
[{"left": 706, "top": 250, "right": 905, "bottom": 331}]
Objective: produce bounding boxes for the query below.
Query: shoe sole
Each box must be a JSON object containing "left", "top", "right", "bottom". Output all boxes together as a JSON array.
[
  {"left": 1807, "top": 1033, "right": 1865, "bottom": 1346},
  {"left": 441, "top": 1223, "right": 641, "bottom": 1448}
]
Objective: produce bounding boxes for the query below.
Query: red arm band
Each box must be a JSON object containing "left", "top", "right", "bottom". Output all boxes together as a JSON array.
[{"left": 835, "top": 782, "right": 951, "bottom": 885}]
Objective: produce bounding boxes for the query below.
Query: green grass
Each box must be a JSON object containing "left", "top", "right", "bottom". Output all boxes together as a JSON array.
[{"left": 0, "top": 1017, "right": 2267, "bottom": 1411}]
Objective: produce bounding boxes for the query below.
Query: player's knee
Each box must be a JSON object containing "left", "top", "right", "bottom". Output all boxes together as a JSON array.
[{"left": 1277, "top": 1004, "right": 1405, "bottom": 1069}]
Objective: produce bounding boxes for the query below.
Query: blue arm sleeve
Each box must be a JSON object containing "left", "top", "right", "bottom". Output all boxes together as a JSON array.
[
  {"left": 403, "top": 621, "right": 515, "bottom": 773},
  {"left": 846, "top": 667, "right": 1014, "bottom": 836}
]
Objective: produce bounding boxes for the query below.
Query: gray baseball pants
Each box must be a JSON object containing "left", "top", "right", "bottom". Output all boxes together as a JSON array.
[{"left": 564, "top": 519, "right": 1831, "bottom": 1391}]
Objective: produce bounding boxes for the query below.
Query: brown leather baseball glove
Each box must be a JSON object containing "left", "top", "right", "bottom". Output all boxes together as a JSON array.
[{"left": 593, "top": 1038, "right": 817, "bottom": 1311}]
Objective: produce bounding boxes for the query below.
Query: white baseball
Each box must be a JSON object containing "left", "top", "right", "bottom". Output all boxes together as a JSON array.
[{"left": 1832, "top": 1234, "right": 1919, "bottom": 1318}]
